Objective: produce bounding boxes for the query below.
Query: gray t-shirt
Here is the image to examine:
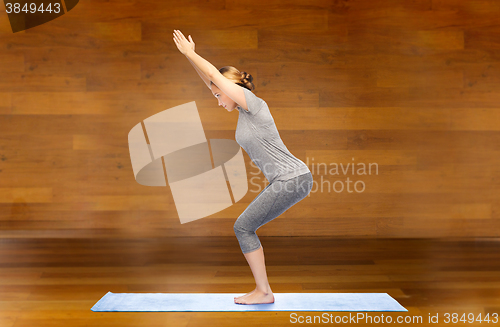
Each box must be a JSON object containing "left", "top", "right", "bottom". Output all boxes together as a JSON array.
[{"left": 235, "top": 87, "right": 311, "bottom": 183}]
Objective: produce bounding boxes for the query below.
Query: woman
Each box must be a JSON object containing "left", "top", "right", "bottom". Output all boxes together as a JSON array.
[{"left": 173, "top": 30, "right": 313, "bottom": 305}]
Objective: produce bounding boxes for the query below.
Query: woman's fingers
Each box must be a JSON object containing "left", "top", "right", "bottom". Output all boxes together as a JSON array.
[
  {"left": 188, "top": 35, "right": 195, "bottom": 50},
  {"left": 175, "top": 30, "right": 190, "bottom": 43},
  {"left": 175, "top": 30, "right": 186, "bottom": 41},
  {"left": 173, "top": 31, "right": 183, "bottom": 52},
  {"left": 173, "top": 31, "right": 184, "bottom": 54}
]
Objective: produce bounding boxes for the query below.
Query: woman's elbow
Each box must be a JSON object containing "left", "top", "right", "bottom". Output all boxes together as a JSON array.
[
  {"left": 206, "top": 69, "right": 215, "bottom": 80},
  {"left": 207, "top": 66, "right": 221, "bottom": 80}
]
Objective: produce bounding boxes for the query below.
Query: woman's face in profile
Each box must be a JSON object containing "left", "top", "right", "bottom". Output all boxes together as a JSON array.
[{"left": 211, "top": 84, "right": 238, "bottom": 112}]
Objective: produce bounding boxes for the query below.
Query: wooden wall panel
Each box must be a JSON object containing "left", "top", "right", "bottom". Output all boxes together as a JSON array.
[{"left": 0, "top": 0, "right": 499, "bottom": 238}]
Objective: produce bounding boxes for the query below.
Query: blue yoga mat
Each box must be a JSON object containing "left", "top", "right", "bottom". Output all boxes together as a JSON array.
[{"left": 91, "top": 292, "right": 407, "bottom": 312}]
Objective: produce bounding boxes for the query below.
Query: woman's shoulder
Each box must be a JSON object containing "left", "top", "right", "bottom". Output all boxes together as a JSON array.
[{"left": 241, "top": 87, "right": 266, "bottom": 115}]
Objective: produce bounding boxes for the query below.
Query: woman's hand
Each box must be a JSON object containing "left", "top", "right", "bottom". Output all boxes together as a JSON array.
[{"left": 173, "top": 30, "right": 195, "bottom": 55}]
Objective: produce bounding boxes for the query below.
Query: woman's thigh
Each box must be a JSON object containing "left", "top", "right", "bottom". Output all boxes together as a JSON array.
[
  {"left": 235, "top": 181, "right": 282, "bottom": 231},
  {"left": 235, "top": 172, "right": 313, "bottom": 231},
  {"left": 268, "top": 172, "right": 313, "bottom": 221}
]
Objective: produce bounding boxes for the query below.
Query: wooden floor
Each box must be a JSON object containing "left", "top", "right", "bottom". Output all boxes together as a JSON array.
[{"left": 1, "top": 237, "right": 499, "bottom": 326}]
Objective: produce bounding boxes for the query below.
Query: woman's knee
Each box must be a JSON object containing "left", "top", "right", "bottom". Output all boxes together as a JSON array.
[
  {"left": 233, "top": 220, "right": 241, "bottom": 234},
  {"left": 233, "top": 217, "right": 251, "bottom": 235}
]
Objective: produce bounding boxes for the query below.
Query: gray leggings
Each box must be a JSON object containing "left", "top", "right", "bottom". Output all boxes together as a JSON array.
[{"left": 234, "top": 172, "right": 313, "bottom": 254}]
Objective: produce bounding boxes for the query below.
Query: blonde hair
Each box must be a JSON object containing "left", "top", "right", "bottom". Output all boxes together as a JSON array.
[{"left": 211, "top": 66, "right": 255, "bottom": 91}]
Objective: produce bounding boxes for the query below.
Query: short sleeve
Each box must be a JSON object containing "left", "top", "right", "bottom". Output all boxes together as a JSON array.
[{"left": 241, "top": 87, "right": 263, "bottom": 115}]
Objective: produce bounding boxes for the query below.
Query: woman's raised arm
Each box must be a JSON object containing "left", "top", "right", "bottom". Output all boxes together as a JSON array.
[
  {"left": 172, "top": 32, "right": 212, "bottom": 90},
  {"left": 187, "top": 56, "right": 212, "bottom": 90},
  {"left": 182, "top": 35, "right": 212, "bottom": 90},
  {"left": 173, "top": 30, "right": 247, "bottom": 110},
  {"left": 173, "top": 30, "right": 218, "bottom": 80}
]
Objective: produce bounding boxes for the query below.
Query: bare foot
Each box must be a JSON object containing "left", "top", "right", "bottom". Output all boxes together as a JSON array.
[
  {"left": 234, "top": 288, "right": 257, "bottom": 300},
  {"left": 234, "top": 289, "right": 274, "bottom": 304}
]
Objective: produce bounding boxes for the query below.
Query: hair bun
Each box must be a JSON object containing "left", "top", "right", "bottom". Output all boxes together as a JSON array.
[
  {"left": 218, "top": 66, "right": 255, "bottom": 91},
  {"left": 241, "top": 71, "right": 253, "bottom": 83}
]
